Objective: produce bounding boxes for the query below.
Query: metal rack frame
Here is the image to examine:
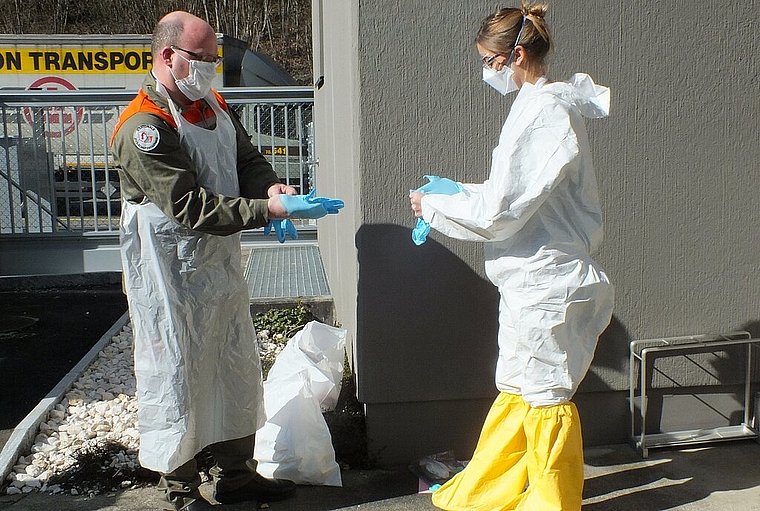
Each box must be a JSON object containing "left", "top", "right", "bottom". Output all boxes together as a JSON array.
[{"left": 630, "top": 331, "right": 760, "bottom": 458}]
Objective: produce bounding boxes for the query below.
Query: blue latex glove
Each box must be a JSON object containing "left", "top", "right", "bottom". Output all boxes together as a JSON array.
[
  {"left": 279, "top": 190, "right": 345, "bottom": 219},
  {"left": 411, "top": 218, "right": 432, "bottom": 246},
  {"left": 414, "top": 175, "right": 463, "bottom": 195},
  {"left": 411, "top": 175, "right": 463, "bottom": 245},
  {"left": 264, "top": 218, "right": 298, "bottom": 243}
]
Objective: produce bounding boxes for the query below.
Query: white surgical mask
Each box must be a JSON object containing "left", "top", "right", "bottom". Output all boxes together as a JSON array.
[
  {"left": 482, "top": 63, "right": 519, "bottom": 96},
  {"left": 171, "top": 52, "right": 217, "bottom": 101}
]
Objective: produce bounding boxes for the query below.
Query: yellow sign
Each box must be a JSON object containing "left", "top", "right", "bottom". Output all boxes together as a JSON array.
[
  {"left": 262, "top": 146, "right": 303, "bottom": 156},
  {"left": 0, "top": 48, "right": 156, "bottom": 74}
]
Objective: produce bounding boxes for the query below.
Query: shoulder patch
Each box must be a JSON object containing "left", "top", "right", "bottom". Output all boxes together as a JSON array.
[{"left": 133, "top": 124, "right": 161, "bottom": 152}]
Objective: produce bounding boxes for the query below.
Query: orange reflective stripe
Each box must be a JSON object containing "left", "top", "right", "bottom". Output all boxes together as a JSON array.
[
  {"left": 211, "top": 89, "right": 228, "bottom": 111},
  {"left": 181, "top": 99, "right": 217, "bottom": 125},
  {"left": 110, "top": 90, "right": 176, "bottom": 146},
  {"left": 110, "top": 89, "right": 229, "bottom": 146}
]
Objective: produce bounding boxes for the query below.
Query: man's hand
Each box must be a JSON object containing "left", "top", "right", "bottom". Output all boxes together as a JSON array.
[
  {"left": 266, "top": 183, "right": 298, "bottom": 219},
  {"left": 267, "top": 183, "right": 298, "bottom": 198},
  {"left": 267, "top": 196, "right": 290, "bottom": 219}
]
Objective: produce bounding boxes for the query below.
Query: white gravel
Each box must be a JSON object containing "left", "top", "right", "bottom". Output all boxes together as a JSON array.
[{"left": 4, "top": 322, "right": 283, "bottom": 496}]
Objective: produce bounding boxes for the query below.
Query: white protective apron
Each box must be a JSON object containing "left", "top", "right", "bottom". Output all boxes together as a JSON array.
[{"left": 120, "top": 91, "right": 266, "bottom": 473}]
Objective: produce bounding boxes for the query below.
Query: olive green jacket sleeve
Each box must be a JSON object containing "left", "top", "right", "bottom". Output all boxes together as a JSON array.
[{"left": 112, "top": 75, "right": 281, "bottom": 236}]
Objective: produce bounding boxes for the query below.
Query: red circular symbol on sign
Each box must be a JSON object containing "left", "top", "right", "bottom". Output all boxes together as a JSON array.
[{"left": 23, "top": 77, "right": 85, "bottom": 138}]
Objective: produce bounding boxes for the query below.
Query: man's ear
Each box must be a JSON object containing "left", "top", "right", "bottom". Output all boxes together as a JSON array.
[{"left": 159, "top": 46, "right": 174, "bottom": 66}]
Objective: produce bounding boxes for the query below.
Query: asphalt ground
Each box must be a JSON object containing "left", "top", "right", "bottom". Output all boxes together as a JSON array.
[
  {"left": 1, "top": 442, "right": 760, "bottom": 510},
  {"left": 0, "top": 279, "right": 128, "bottom": 453}
]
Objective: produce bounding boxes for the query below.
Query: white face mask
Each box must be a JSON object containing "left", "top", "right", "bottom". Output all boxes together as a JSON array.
[
  {"left": 171, "top": 51, "right": 217, "bottom": 101},
  {"left": 482, "top": 64, "right": 519, "bottom": 96}
]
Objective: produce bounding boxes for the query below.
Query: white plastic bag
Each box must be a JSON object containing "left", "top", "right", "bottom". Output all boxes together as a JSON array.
[
  {"left": 254, "top": 321, "right": 347, "bottom": 486},
  {"left": 267, "top": 320, "right": 346, "bottom": 412}
]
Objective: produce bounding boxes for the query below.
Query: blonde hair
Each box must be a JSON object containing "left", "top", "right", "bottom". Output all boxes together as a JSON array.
[{"left": 476, "top": 1, "right": 552, "bottom": 67}]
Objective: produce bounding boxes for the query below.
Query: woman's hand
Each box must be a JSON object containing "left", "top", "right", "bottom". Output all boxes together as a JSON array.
[{"left": 410, "top": 191, "right": 425, "bottom": 218}]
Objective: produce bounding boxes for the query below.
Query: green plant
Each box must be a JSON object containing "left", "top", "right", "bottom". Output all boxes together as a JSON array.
[
  {"left": 254, "top": 302, "right": 314, "bottom": 379},
  {"left": 253, "top": 301, "right": 313, "bottom": 338}
]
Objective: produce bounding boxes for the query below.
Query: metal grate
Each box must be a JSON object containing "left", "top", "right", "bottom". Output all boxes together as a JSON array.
[
  {"left": 245, "top": 244, "right": 330, "bottom": 299},
  {"left": 1, "top": 89, "right": 314, "bottom": 235}
]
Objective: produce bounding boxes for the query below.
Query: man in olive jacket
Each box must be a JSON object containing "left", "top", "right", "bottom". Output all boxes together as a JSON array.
[{"left": 111, "top": 10, "right": 296, "bottom": 511}]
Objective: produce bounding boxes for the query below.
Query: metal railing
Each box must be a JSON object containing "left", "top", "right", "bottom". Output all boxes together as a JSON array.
[{"left": 0, "top": 87, "right": 314, "bottom": 236}]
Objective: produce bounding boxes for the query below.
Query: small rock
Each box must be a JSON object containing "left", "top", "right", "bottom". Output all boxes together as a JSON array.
[{"left": 24, "top": 465, "right": 42, "bottom": 477}]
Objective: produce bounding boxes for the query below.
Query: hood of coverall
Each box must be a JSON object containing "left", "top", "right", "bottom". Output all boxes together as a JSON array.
[{"left": 539, "top": 73, "right": 610, "bottom": 119}]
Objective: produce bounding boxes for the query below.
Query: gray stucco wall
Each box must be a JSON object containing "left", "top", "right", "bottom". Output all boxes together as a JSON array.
[{"left": 315, "top": 0, "right": 760, "bottom": 465}]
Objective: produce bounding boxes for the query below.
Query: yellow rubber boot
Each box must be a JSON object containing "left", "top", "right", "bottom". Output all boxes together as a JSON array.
[
  {"left": 432, "top": 393, "right": 529, "bottom": 511},
  {"left": 515, "top": 402, "right": 584, "bottom": 511}
]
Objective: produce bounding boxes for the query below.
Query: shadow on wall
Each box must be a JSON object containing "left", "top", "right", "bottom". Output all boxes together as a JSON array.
[
  {"left": 354, "top": 224, "right": 499, "bottom": 404},
  {"left": 573, "top": 315, "right": 634, "bottom": 446},
  {"left": 353, "top": 224, "right": 647, "bottom": 451},
  {"left": 580, "top": 315, "right": 633, "bottom": 393},
  {"left": 739, "top": 320, "right": 760, "bottom": 339}
]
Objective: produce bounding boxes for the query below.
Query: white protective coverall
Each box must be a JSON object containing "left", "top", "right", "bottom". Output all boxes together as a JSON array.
[
  {"left": 421, "top": 73, "right": 614, "bottom": 407},
  {"left": 426, "top": 74, "right": 614, "bottom": 511},
  {"left": 120, "top": 86, "right": 266, "bottom": 473},
  {"left": 422, "top": 74, "right": 613, "bottom": 511}
]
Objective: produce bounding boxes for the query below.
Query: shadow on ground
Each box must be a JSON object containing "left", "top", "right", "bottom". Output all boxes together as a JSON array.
[{"left": 582, "top": 441, "right": 760, "bottom": 511}]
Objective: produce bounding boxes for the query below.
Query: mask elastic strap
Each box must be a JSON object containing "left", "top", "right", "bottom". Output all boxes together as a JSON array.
[
  {"left": 167, "top": 50, "right": 185, "bottom": 84},
  {"left": 506, "top": 15, "right": 528, "bottom": 67}
]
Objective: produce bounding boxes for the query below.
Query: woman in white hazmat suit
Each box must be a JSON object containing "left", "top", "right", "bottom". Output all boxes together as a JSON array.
[{"left": 409, "top": 3, "right": 614, "bottom": 510}]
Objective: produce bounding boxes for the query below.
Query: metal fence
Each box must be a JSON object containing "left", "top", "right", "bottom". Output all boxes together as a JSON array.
[{"left": 0, "top": 87, "right": 314, "bottom": 235}]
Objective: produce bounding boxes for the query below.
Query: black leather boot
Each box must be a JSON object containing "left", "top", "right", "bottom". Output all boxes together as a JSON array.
[{"left": 214, "top": 472, "right": 296, "bottom": 504}]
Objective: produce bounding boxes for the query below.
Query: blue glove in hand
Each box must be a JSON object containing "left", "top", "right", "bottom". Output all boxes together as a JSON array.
[
  {"left": 264, "top": 218, "right": 298, "bottom": 243},
  {"left": 411, "top": 218, "right": 432, "bottom": 246},
  {"left": 411, "top": 175, "right": 462, "bottom": 245},
  {"left": 279, "top": 190, "right": 345, "bottom": 219},
  {"left": 414, "top": 175, "right": 463, "bottom": 195}
]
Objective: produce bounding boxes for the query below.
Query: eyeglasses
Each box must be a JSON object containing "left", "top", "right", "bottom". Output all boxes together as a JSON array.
[
  {"left": 481, "top": 53, "right": 500, "bottom": 68},
  {"left": 480, "top": 49, "right": 517, "bottom": 69},
  {"left": 171, "top": 46, "right": 224, "bottom": 67}
]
